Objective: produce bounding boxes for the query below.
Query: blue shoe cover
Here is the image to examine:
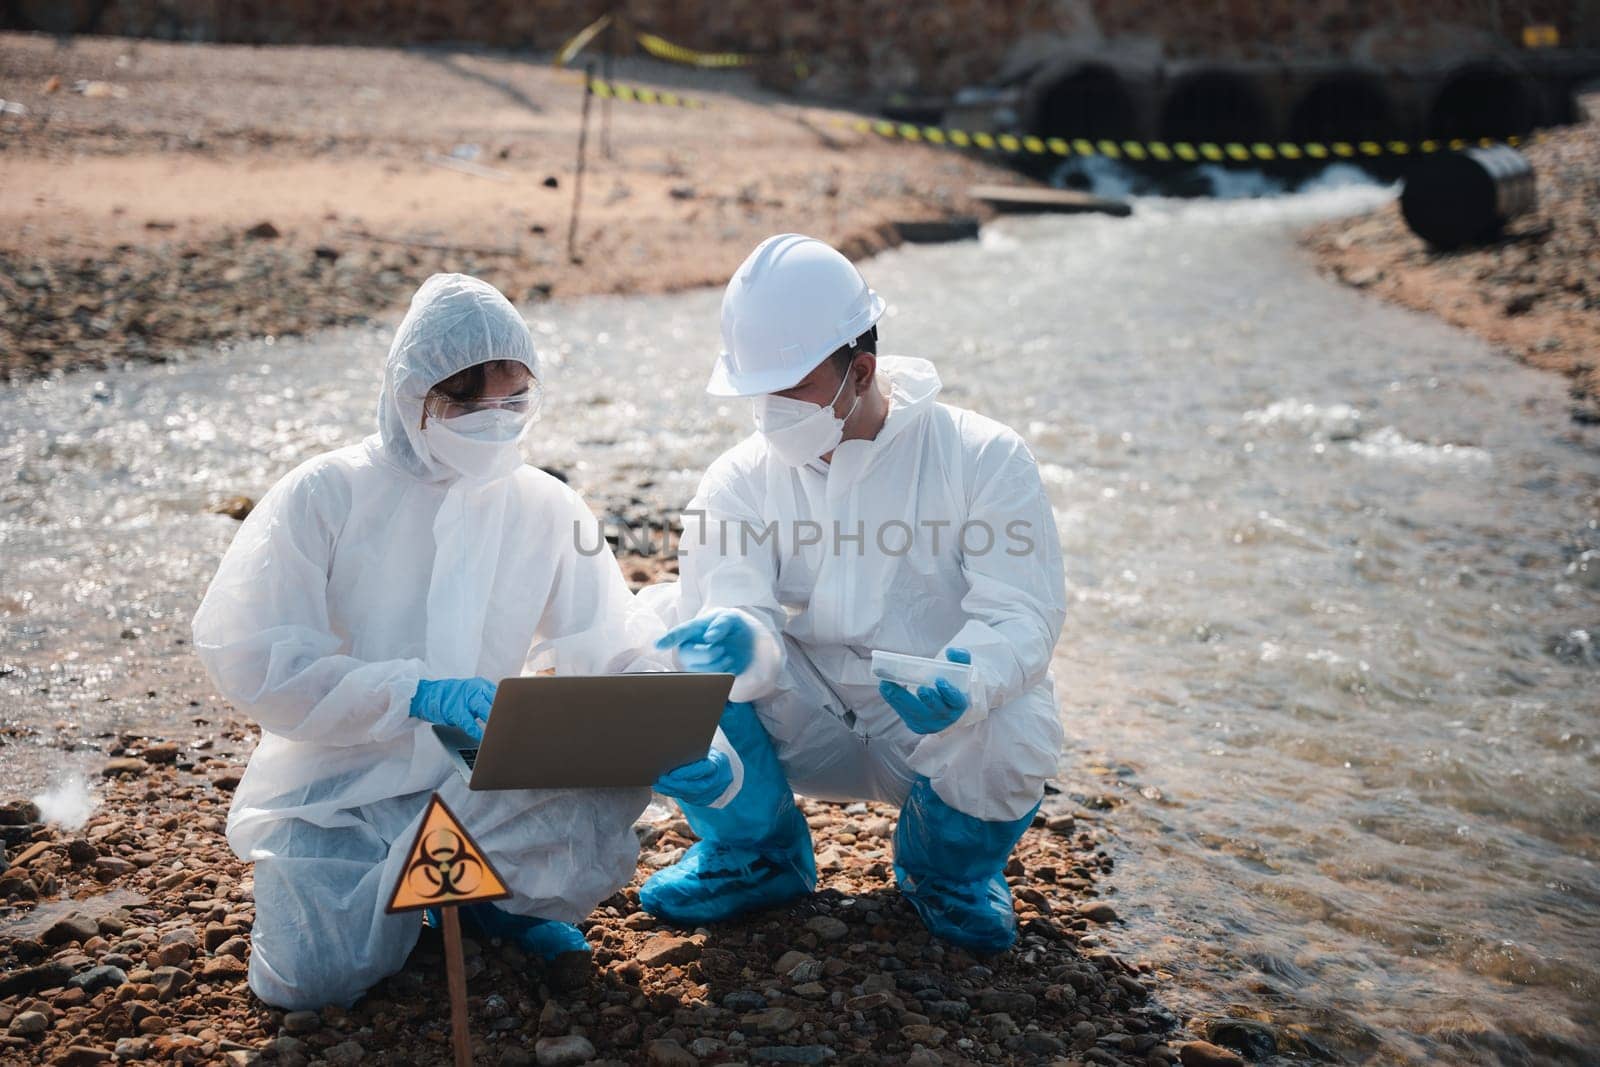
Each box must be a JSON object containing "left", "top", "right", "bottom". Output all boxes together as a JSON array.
[
  {"left": 640, "top": 701, "right": 816, "bottom": 926},
  {"left": 459, "top": 902, "right": 591, "bottom": 960},
  {"left": 893, "top": 777, "right": 1039, "bottom": 954}
]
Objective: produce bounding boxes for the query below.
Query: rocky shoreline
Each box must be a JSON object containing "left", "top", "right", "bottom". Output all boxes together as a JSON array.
[
  {"left": 0, "top": 33, "right": 1011, "bottom": 381},
  {"left": 0, "top": 727, "right": 1253, "bottom": 1067},
  {"left": 1305, "top": 92, "right": 1600, "bottom": 424}
]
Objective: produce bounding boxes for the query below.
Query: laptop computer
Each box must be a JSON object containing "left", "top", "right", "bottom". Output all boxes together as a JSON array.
[{"left": 433, "top": 673, "right": 734, "bottom": 790}]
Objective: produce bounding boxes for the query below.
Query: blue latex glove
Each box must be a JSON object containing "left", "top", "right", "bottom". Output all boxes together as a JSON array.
[
  {"left": 879, "top": 648, "right": 972, "bottom": 735},
  {"left": 656, "top": 610, "right": 756, "bottom": 675},
  {"left": 409, "top": 677, "right": 496, "bottom": 741},
  {"left": 654, "top": 748, "right": 735, "bottom": 807}
]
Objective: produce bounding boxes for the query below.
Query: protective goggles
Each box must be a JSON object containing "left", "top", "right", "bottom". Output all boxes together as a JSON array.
[{"left": 422, "top": 381, "right": 545, "bottom": 421}]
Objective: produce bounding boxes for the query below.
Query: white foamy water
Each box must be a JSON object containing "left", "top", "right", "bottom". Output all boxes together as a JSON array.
[{"left": 2, "top": 184, "right": 1597, "bottom": 1064}]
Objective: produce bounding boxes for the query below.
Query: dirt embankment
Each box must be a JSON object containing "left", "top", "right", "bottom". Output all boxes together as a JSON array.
[
  {"left": 1306, "top": 93, "right": 1600, "bottom": 423},
  {"left": 0, "top": 33, "right": 1013, "bottom": 380}
]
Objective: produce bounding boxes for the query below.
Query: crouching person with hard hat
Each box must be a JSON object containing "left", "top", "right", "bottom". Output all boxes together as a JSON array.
[{"left": 638, "top": 234, "right": 1066, "bottom": 953}]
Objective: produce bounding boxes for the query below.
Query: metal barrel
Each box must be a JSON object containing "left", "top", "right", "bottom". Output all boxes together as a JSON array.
[{"left": 1399, "top": 144, "right": 1537, "bottom": 250}]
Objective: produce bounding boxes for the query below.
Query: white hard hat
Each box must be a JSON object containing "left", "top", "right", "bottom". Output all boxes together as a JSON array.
[{"left": 708, "top": 233, "right": 886, "bottom": 397}]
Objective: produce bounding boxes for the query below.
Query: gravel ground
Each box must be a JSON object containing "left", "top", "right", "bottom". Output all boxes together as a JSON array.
[
  {"left": 0, "top": 32, "right": 1013, "bottom": 381},
  {"left": 0, "top": 727, "right": 1201, "bottom": 1067},
  {"left": 1306, "top": 93, "right": 1600, "bottom": 424},
  {"left": 0, "top": 557, "right": 1250, "bottom": 1067}
]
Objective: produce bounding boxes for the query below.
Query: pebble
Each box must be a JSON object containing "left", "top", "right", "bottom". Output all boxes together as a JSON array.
[
  {"left": 100, "top": 758, "right": 147, "bottom": 778},
  {"left": 54, "top": 1047, "right": 114, "bottom": 1065},
  {"left": 1078, "top": 900, "right": 1119, "bottom": 923},
  {"left": 637, "top": 933, "right": 701, "bottom": 967},
  {"left": 1180, "top": 1041, "right": 1246, "bottom": 1067},
  {"left": 722, "top": 990, "right": 767, "bottom": 1012},
  {"left": 901, "top": 1023, "right": 948, "bottom": 1045},
  {"left": 67, "top": 965, "right": 128, "bottom": 994},
  {"left": 112, "top": 1037, "right": 151, "bottom": 1059},
  {"left": 323, "top": 1040, "right": 365, "bottom": 1065},
  {"left": 646, "top": 1038, "right": 699, "bottom": 1066},
  {"left": 751, "top": 1046, "right": 834, "bottom": 1065},
  {"left": 8, "top": 1010, "right": 49, "bottom": 1036},
  {"left": 535, "top": 1034, "right": 597, "bottom": 1066},
  {"left": 0, "top": 960, "right": 74, "bottom": 997},
  {"left": 746, "top": 1006, "right": 800, "bottom": 1035},
  {"left": 978, "top": 989, "right": 1036, "bottom": 1015},
  {"left": 804, "top": 915, "right": 848, "bottom": 942},
  {"left": 280, "top": 1010, "right": 320, "bottom": 1034},
  {"left": 773, "top": 949, "right": 814, "bottom": 975},
  {"left": 43, "top": 912, "right": 100, "bottom": 944},
  {"left": 1206, "top": 1019, "right": 1279, "bottom": 1059}
]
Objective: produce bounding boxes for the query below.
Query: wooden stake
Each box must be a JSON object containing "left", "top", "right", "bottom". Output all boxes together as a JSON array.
[
  {"left": 600, "top": 8, "right": 616, "bottom": 160},
  {"left": 568, "top": 59, "right": 596, "bottom": 264},
  {"left": 442, "top": 907, "right": 471, "bottom": 1067}
]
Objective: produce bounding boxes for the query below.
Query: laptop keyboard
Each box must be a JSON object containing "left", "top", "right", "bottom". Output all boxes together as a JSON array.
[{"left": 460, "top": 748, "right": 479, "bottom": 770}]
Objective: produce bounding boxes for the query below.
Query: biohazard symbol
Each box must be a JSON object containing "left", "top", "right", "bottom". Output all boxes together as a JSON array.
[{"left": 386, "top": 794, "right": 510, "bottom": 913}]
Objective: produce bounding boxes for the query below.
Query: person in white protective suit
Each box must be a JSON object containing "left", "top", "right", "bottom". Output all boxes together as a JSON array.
[
  {"left": 192, "top": 274, "right": 734, "bottom": 1010},
  {"left": 639, "top": 234, "right": 1067, "bottom": 953}
]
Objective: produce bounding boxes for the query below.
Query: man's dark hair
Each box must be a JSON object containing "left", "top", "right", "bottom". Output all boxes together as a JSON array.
[{"left": 827, "top": 325, "right": 877, "bottom": 377}]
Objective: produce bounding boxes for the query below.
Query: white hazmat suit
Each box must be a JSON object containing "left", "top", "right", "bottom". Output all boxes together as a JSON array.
[
  {"left": 651, "top": 355, "right": 1066, "bottom": 823},
  {"left": 193, "top": 274, "right": 662, "bottom": 1010}
]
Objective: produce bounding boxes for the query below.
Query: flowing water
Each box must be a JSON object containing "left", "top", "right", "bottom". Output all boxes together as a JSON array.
[{"left": 3, "top": 183, "right": 1598, "bottom": 1064}]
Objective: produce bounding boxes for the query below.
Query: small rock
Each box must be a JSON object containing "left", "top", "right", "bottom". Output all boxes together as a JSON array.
[
  {"left": 978, "top": 989, "right": 1036, "bottom": 1015},
  {"left": 8, "top": 1010, "right": 49, "bottom": 1037},
  {"left": 210, "top": 496, "right": 255, "bottom": 521},
  {"left": 280, "top": 1010, "right": 320, "bottom": 1034},
  {"left": 201, "top": 954, "right": 249, "bottom": 979},
  {"left": 538, "top": 999, "right": 568, "bottom": 1035},
  {"left": 906, "top": 1049, "right": 942, "bottom": 1067},
  {"left": 54, "top": 1047, "right": 113, "bottom": 1066},
  {"left": 747, "top": 1006, "right": 800, "bottom": 1035},
  {"left": 113, "top": 1038, "right": 151, "bottom": 1059},
  {"left": 1206, "top": 1020, "right": 1278, "bottom": 1060},
  {"left": 44, "top": 911, "right": 101, "bottom": 945},
  {"left": 752, "top": 1046, "right": 833, "bottom": 1065},
  {"left": 244, "top": 221, "right": 281, "bottom": 240},
  {"left": 542, "top": 176, "right": 560, "bottom": 189},
  {"left": 722, "top": 989, "right": 767, "bottom": 1012},
  {"left": 323, "top": 1041, "right": 364, "bottom": 1065},
  {"left": 66, "top": 839, "right": 99, "bottom": 864},
  {"left": 687, "top": 1038, "right": 724, "bottom": 1058},
  {"left": 646, "top": 1038, "right": 699, "bottom": 1067},
  {"left": 140, "top": 742, "right": 180, "bottom": 764},
  {"left": 805, "top": 915, "right": 848, "bottom": 942},
  {"left": 638, "top": 933, "right": 701, "bottom": 967},
  {"left": 901, "top": 1024, "right": 947, "bottom": 1045},
  {"left": 1180, "top": 1041, "right": 1245, "bottom": 1067},
  {"left": 535, "top": 1034, "right": 596, "bottom": 1066},
  {"left": 150, "top": 965, "right": 191, "bottom": 1002},
  {"left": 1022, "top": 1032, "right": 1067, "bottom": 1055},
  {"left": 94, "top": 856, "right": 135, "bottom": 880},
  {"left": 1078, "top": 900, "right": 1119, "bottom": 923},
  {"left": 101, "top": 758, "right": 146, "bottom": 778},
  {"left": 68, "top": 965, "right": 127, "bottom": 994},
  {"left": 773, "top": 950, "right": 814, "bottom": 976},
  {"left": 0, "top": 799, "right": 41, "bottom": 824},
  {"left": 0, "top": 959, "right": 74, "bottom": 997}
]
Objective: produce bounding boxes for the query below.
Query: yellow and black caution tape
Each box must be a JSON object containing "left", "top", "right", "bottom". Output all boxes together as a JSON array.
[
  {"left": 586, "top": 77, "right": 709, "bottom": 110},
  {"left": 579, "top": 68, "right": 1528, "bottom": 163},
  {"left": 835, "top": 117, "right": 1525, "bottom": 160},
  {"left": 553, "top": 13, "right": 613, "bottom": 68},
  {"left": 634, "top": 30, "right": 756, "bottom": 69}
]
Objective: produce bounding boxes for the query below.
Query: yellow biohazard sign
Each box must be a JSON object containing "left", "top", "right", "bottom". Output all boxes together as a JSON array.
[{"left": 386, "top": 794, "right": 510, "bottom": 913}]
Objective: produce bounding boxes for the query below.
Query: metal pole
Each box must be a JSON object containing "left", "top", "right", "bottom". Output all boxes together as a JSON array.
[
  {"left": 442, "top": 907, "right": 471, "bottom": 1067},
  {"left": 568, "top": 60, "right": 596, "bottom": 264}
]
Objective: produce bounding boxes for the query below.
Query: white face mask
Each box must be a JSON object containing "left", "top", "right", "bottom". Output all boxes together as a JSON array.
[
  {"left": 422, "top": 409, "right": 527, "bottom": 481},
  {"left": 752, "top": 367, "right": 860, "bottom": 468}
]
